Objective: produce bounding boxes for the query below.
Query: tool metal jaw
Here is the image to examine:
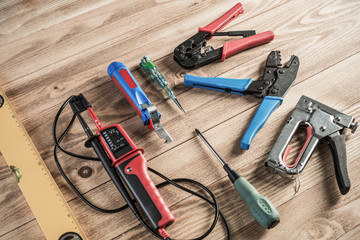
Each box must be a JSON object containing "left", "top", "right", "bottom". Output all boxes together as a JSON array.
[
  {"left": 184, "top": 51, "right": 300, "bottom": 150},
  {"left": 174, "top": 3, "right": 274, "bottom": 69},
  {"left": 265, "top": 95, "right": 358, "bottom": 195}
]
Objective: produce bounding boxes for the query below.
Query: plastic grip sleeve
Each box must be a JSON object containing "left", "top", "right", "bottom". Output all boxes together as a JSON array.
[
  {"left": 327, "top": 134, "right": 351, "bottom": 195},
  {"left": 184, "top": 74, "right": 253, "bottom": 95},
  {"left": 116, "top": 153, "right": 175, "bottom": 229},
  {"left": 108, "top": 62, "right": 154, "bottom": 125},
  {"left": 221, "top": 31, "right": 275, "bottom": 61},
  {"left": 198, "top": 3, "right": 244, "bottom": 34},
  {"left": 234, "top": 177, "right": 280, "bottom": 228},
  {"left": 240, "top": 96, "right": 283, "bottom": 150}
]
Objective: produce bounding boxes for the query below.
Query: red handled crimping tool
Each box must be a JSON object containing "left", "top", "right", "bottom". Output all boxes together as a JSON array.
[{"left": 174, "top": 3, "right": 275, "bottom": 69}]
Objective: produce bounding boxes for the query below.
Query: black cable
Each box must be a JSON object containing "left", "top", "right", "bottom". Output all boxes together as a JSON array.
[
  {"left": 52, "top": 97, "right": 230, "bottom": 240},
  {"left": 53, "top": 97, "right": 127, "bottom": 213},
  {"left": 53, "top": 96, "right": 99, "bottom": 162}
]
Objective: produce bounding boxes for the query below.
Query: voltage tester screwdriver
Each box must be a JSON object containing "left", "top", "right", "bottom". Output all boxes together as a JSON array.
[
  {"left": 195, "top": 129, "right": 280, "bottom": 229},
  {"left": 140, "top": 56, "right": 186, "bottom": 114}
]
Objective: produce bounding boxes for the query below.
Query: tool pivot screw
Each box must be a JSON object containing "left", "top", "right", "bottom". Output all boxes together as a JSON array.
[
  {"left": 257, "top": 86, "right": 264, "bottom": 91},
  {"left": 279, "top": 69, "right": 285, "bottom": 74},
  {"left": 267, "top": 70, "right": 271, "bottom": 74},
  {"left": 126, "top": 167, "right": 132, "bottom": 173},
  {"left": 271, "top": 88, "right": 278, "bottom": 94},
  {"left": 320, "top": 126, "right": 326, "bottom": 132},
  {"left": 264, "top": 81, "right": 270, "bottom": 85},
  {"left": 335, "top": 116, "right": 341, "bottom": 121}
]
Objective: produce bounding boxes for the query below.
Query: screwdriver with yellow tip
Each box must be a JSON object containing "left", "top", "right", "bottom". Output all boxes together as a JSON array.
[{"left": 195, "top": 128, "right": 280, "bottom": 229}]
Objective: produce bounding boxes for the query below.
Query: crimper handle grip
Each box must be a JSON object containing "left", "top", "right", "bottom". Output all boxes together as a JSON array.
[
  {"left": 198, "top": 3, "right": 244, "bottom": 34},
  {"left": 222, "top": 31, "right": 275, "bottom": 61},
  {"left": 108, "top": 62, "right": 159, "bottom": 126},
  {"left": 184, "top": 74, "right": 253, "bottom": 95},
  {"left": 240, "top": 96, "right": 282, "bottom": 150},
  {"left": 115, "top": 151, "right": 175, "bottom": 229},
  {"left": 327, "top": 134, "right": 351, "bottom": 195}
]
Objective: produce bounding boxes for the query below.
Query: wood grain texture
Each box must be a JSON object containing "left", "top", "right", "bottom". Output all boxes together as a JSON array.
[{"left": 0, "top": 0, "right": 359, "bottom": 239}]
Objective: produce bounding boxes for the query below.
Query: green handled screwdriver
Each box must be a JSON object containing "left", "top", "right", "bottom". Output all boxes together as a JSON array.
[{"left": 195, "top": 129, "right": 280, "bottom": 229}]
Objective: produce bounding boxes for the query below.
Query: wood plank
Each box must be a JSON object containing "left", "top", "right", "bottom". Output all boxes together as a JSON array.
[
  {"left": 0, "top": 0, "right": 359, "bottom": 239},
  {"left": 35, "top": 0, "right": 360, "bottom": 204}
]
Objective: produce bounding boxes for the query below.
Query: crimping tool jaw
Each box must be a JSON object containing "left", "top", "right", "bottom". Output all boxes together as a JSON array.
[
  {"left": 265, "top": 95, "right": 357, "bottom": 195},
  {"left": 244, "top": 51, "right": 283, "bottom": 98},
  {"left": 174, "top": 3, "right": 274, "bottom": 69},
  {"left": 267, "top": 54, "right": 300, "bottom": 98}
]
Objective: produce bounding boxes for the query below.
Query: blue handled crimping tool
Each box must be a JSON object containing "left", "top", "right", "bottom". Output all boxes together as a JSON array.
[
  {"left": 184, "top": 51, "right": 300, "bottom": 150},
  {"left": 108, "top": 62, "right": 173, "bottom": 143}
]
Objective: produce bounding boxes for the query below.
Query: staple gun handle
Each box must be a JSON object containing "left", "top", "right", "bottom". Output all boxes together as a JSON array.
[
  {"left": 240, "top": 96, "right": 283, "bottom": 150},
  {"left": 327, "top": 134, "right": 351, "bottom": 195}
]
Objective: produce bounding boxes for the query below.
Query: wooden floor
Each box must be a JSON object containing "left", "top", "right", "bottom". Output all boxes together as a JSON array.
[{"left": 1, "top": 0, "right": 360, "bottom": 239}]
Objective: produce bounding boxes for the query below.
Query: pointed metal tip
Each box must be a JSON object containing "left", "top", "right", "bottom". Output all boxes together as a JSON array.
[
  {"left": 173, "top": 98, "right": 186, "bottom": 115},
  {"left": 195, "top": 128, "right": 200, "bottom": 134}
]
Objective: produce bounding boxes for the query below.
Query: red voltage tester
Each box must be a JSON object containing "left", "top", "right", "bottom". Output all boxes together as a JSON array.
[{"left": 69, "top": 94, "right": 174, "bottom": 232}]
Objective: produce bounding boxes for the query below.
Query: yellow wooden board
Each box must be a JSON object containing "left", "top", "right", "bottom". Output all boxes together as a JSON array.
[{"left": 0, "top": 87, "right": 87, "bottom": 240}]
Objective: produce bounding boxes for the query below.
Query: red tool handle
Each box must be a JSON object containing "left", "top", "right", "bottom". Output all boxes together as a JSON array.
[
  {"left": 198, "top": 3, "right": 244, "bottom": 34},
  {"left": 87, "top": 107, "right": 174, "bottom": 229},
  {"left": 221, "top": 31, "right": 275, "bottom": 61},
  {"left": 282, "top": 126, "right": 313, "bottom": 168},
  {"left": 116, "top": 151, "right": 175, "bottom": 228}
]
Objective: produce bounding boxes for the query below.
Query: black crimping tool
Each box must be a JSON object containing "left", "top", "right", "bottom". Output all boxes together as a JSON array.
[
  {"left": 265, "top": 96, "right": 358, "bottom": 195},
  {"left": 174, "top": 3, "right": 275, "bottom": 69}
]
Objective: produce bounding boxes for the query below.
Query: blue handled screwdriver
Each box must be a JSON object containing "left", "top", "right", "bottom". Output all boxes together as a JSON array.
[{"left": 195, "top": 128, "right": 280, "bottom": 229}]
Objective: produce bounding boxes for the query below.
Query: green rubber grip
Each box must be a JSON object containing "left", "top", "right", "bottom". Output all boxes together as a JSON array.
[{"left": 234, "top": 177, "right": 280, "bottom": 229}]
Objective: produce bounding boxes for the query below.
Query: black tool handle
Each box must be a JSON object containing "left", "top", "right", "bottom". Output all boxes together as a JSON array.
[
  {"left": 116, "top": 153, "right": 175, "bottom": 229},
  {"left": 327, "top": 134, "right": 351, "bottom": 195}
]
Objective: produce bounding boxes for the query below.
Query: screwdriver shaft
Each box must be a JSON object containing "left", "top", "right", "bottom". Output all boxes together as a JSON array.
[{"left": 195, "top": 129, "right": 226, "bottom": 166}]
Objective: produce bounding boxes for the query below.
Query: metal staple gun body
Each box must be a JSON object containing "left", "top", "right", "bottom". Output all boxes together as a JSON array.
[{"left": 265, "top": 95, "right": 358, "bottom": 195}]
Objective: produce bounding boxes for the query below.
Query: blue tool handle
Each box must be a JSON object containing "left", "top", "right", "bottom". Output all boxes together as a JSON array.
[
  {"left": 240, "top": 96, "right": 283, "bottom": 150},
  {"left": 184, "top": 74, "right": 253, "bottom": 95},
  {"left": 108, "top": 62, "right": 159, "bottom": 126}
]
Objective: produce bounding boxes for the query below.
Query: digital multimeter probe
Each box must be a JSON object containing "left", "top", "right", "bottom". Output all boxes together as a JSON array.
[{"left": 53, "top": 94, "right": 232, "bottom": 239}]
